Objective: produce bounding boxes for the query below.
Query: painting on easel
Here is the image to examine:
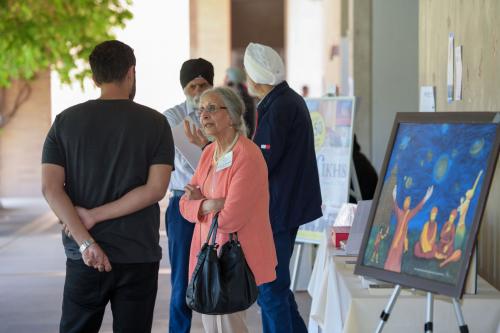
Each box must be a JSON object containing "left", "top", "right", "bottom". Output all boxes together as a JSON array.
[{"left": 355, "top": 112, "right": 500, "bottom": 298}]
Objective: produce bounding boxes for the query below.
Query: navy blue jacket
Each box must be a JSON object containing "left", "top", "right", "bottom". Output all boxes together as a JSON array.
[{"left": 253, "top": 81, "right": 323, "bottom": 233}]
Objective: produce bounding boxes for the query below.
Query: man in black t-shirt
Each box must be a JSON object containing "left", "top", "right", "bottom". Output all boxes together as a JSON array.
[{"left": 42, "top": 40, "right": 174, "bottom": 333}]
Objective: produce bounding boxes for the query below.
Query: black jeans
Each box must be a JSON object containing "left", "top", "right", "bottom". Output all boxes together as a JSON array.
[{"left": 60, "top": 259, "right": 159, "bottom": 333}]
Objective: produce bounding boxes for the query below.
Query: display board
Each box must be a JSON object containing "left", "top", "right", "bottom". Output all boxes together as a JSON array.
[{"left": 297, "top": 97, "right": 356, "bottom": 244}]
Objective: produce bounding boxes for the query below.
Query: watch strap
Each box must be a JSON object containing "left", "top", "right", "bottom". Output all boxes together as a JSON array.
[{"left": 79, "top": 239, "right": 95, "bottom": 254}]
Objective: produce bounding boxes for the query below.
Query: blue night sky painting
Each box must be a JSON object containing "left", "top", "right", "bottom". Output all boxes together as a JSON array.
[
  {"left": 363, "top": 122, "right": 497, "bottom": 285},
  {"left": 387, "top": 123, "right": 495, "bottom": 232}
]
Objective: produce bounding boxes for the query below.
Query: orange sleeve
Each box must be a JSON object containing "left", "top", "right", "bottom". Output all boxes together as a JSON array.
[
  {"left": 179, "top": 153, "right": 210, "bottom": 224},
  {"left": 179, "top": 196, "right": 207, "bottom": 224},
  {"left": 217, "top": 148, "right": 269, "bottom": 234}
]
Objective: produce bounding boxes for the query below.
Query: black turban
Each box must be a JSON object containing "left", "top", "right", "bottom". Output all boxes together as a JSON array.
[{"left": 180, "top": 58, "right": 214, "bottom": 88}]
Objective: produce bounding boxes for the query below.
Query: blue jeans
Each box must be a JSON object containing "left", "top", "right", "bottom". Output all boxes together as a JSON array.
[
  {"left": 166, "top": 192, "right": 195, "bottom": 333},
  {"left": 257, "top": 227, "right": 308, "bottom": 333}
]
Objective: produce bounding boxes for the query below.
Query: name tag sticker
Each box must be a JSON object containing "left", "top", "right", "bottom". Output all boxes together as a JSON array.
[{"left": 216, "top": 151, "right": 233, "bottom": 172}]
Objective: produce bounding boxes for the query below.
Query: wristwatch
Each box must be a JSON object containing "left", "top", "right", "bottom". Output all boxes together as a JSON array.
[{"left": 79, "top": 239, "right": 95, "bottom": 254}]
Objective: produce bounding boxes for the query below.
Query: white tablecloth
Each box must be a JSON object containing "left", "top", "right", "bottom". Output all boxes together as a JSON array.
[{"left": 308, "top": 233, "right": 500, "bottom": 333}]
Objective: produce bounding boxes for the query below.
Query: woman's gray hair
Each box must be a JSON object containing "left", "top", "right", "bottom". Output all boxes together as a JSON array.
[{"left": 200, "top": 87, "right": 248, "bottom": 136}]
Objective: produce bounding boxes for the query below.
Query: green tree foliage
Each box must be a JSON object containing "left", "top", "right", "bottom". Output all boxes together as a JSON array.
[{"left": 0, "top": 0, "right": 133, "bottom": 87}]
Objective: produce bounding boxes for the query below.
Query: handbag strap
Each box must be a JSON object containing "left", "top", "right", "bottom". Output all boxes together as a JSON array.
[
  {"left": 206, "top": 213, "right": 240, "bottom": 244},
  {"left": 229, "top": 232, "right": 239, "bottom": 242},
  {"left": 205, "top": 213, "right": 219, "bottom": 245}
]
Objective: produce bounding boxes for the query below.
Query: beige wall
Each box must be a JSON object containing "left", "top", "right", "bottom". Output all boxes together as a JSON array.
[
  {"left": 420, "top": 0, "right": 500, "bottom": 290},
  {"left": 190, "top": 0, "right": 231, "bottom": 85},
  {"left": 419, "top": 0, "right": 500, "bottom": 112},
  {"left": 0, "top": 71, "right": 51, "bottom": 198}
]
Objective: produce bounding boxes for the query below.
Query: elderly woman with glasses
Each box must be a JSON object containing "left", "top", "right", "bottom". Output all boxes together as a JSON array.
[{"left": 179, "top": 87, "right": 277, "bottom": 333}]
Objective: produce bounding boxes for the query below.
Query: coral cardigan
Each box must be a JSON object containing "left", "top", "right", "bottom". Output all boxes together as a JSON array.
[{"left": 179, "top": 135, "right": 277, "bottom": 286}]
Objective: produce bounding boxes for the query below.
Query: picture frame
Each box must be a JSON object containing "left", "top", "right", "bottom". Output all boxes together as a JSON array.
[{"left": 354, "top": 112, "right": 500, "bottom": 298}]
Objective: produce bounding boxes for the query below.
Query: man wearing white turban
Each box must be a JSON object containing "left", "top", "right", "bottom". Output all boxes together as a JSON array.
[{"left": 244, "top": 42, "right": 323, "bottom": 333}]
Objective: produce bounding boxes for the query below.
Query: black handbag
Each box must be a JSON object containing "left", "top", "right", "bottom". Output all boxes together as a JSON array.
[{"left": 186, "top": 213, "right": 259, "bottom": 315}]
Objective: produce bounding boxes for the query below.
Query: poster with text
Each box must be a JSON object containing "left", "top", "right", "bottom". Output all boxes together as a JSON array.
[{"left": 297, "top": 97, "right": 356, "bottom": 243}]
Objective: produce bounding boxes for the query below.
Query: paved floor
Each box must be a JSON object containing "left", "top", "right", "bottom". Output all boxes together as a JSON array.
[{"left": 0, "top": 198, "right": 311, "bottom": 333}]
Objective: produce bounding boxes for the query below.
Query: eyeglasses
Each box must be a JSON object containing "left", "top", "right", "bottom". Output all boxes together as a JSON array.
[{"left": 198, "top": 104, "right": 227, "bottom": 114}]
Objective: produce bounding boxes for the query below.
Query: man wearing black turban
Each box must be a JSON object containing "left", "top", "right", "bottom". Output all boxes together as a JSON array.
[
  {"left": 162, "top": 58, "right": 213, "bottom": 333},
  {"left": 180, "top": 58, "right": 214, "bottom": 90}
]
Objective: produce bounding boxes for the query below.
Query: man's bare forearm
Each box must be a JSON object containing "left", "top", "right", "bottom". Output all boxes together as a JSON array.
[
  {"left": 91, "top": 185, "right": 165, "bottom": 223},
  {"left": 78, "top": 164, "right": 171, "bottom": 226},
  {"left": 43, "top": 186, "right": 92, "bottom": 245},
  {"left": 88, "top": 164, "right": 172, "bottom": 224}
]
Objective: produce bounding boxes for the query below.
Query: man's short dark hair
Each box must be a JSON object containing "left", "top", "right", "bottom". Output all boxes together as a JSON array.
[{"left": 89, "top": 40, "right": 136, "bottom": 84}]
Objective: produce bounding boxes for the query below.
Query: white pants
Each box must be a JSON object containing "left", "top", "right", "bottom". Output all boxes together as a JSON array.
[{"left": 201, "top": 310, "right": 249, "bottom": 333}]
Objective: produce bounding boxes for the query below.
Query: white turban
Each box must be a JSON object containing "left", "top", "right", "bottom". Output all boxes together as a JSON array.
[{"left": 244, "top": 42, "right": 285, "bottom": 85}]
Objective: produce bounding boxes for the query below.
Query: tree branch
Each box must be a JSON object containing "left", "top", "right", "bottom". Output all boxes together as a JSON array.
[{"left": 0, "top": 82, "right": 32, "bottom": 128}]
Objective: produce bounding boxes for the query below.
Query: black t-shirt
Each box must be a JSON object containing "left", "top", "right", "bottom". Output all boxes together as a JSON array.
[{"left": 42, "top": 99, "right": 174, "bottom": 263}]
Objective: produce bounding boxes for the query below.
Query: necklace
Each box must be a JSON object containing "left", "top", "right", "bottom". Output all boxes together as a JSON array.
[{"left": 212, "top": 132, "right": 239, "bottom": 165}]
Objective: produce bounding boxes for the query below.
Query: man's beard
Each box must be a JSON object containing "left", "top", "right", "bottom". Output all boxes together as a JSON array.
[
  {"left": 247, "top": 81, "right": 258, "bottom": 97},
  {"left": 128, "top": 77, "right": 136, "bottom": 100},
  {"left": 186, "top": 94, "right": 201, "bottom": 111}
]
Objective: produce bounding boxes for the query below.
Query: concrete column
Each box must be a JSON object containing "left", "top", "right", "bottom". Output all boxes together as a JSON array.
[
  {"left": 348, "top": 0, "right": 372, "bottom": 158},
  {"left": 322, "top": 0, "right": 344, "bottom": 94},
  {"left": 371, "top": 0, "right": 419, "bottom": 170},
  {"left": 190, "top": 0, "right": 231, "bottom": 85},
  {"left": 285, "top": 0, "right": 324, "bottom": 97}
]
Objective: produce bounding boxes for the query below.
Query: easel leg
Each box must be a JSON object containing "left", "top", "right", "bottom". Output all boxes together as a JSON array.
[
  {"left": 425, "top": 293, "right": 433, "bottom": 333},
  {"left": 452, "top": 298, "right": 469, "bottom": 333},
  {"left": 375, "top": 284, "right": 402, "bottom": 333},
  {"left": 290, "top": 243, "right": 304, "bottom": 291}
]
